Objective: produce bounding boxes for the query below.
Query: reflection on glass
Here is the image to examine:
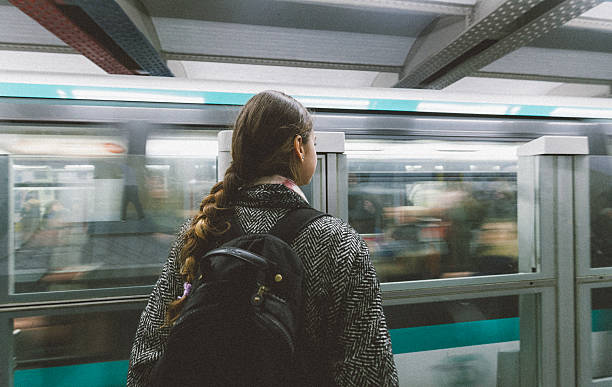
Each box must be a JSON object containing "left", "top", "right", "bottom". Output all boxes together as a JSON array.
[
  {"left": 347, "top": 139, "right": 521, "bottom": 282},
  {"left": 13, "top": 308, "right": 142, "bottom": 385},
  {"left": 589, "top": 156, "right": 612, "bottom": 268},
  {"left": 591, "top": 287, "right": 612, "bottom": 379},
  {"left": 10, "top": 131, "right": 218, "bottom": 293},
  {"left": 385, "top": 296, "right": 520, "bottom": 386}
]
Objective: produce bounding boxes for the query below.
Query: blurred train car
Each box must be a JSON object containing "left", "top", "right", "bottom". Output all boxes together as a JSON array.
[{"left": 1, "top": 71, "right": 611, "bottom": 386}]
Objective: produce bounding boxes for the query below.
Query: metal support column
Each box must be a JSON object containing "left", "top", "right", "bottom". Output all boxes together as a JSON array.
[
  {"left": 0, "top": 155, "right": 10, "bottom": 387},
  {"left": 517, "top": 136, "right": 589, "bottom": 387}
]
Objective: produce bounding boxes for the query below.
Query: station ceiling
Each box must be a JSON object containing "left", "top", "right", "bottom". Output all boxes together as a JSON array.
[{"left": 0, "top": 0, "right": 611, "bottom": 97}]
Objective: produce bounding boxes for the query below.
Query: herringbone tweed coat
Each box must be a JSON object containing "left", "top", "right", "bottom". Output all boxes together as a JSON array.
[{"left": 127, "top": 184, "right": 398, "bottom": 386}]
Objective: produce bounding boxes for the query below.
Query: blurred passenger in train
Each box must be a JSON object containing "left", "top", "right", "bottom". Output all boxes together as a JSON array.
[
  {"left": 18, "top": 190, "right": 41, "bottom": 246},
  {"left": 442, "top": 184, "right": 487, "bottom": 273},
  {"left": 127, "top": 90, "right": 398, "bottom": 386},
  {"left": 120, "top": 160, "right": 145, "bottom": 221},
  {"left": 42, "top": 200, "right": 67, "bottom": 229},
  {"left": 41, "top": 200, "right": 68, "bottom": 267},
  {"left": 40, "top": 200, "right": 84, "bottom": 284},
  {"left": 591, "top": 185, "right": 612, "bottom": 267},
  {"left": 350, "top": 195, "right": 383, "bottom": 234},
  {"left": 381, "top": 182, "right": 487, "bottom": 278}
]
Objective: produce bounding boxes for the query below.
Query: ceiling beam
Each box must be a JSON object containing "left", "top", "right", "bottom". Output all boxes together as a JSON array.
[
  {"left": 62, "top": 0, "right": 172, "bottom": 76},
  {"left": 164, "top": 52, "right": 401, "bottom": 73},
  {"left": 0, "top": 42, "right": 76, "bottom": 54},
  {"left": 395, "top": 0, "right": 604, "bottom": 89},
  {"left": 271, "top": 0, "right": 474, "bottom": 16},
  {"left": 9, "top": 0, "right": 172, "bottom": 76},
  {"left": 9, "top": 0, "right": 137, "bottom": 74}
]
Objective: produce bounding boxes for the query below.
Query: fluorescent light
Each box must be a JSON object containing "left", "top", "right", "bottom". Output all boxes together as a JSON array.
[
  {"left": 346, "top": 139, "right": 520, "bottom": 161},
  {"left": 2, "top": 135, "right": 127, "bottom": 156},
  {"left": 145, "top": 165, "right": 170, "bottom": 170},
  {"left": 64, "top": 165, "right": 94, "bottom": 170},
  {"left": 146, "top": 139, "right": 218, "bottom": 157},
  {"left": 13, "top": 165, "right": 48, "bottom": 169}
]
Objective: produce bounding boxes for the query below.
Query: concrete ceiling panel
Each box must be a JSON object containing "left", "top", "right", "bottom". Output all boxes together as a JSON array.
[
  {"left": 546, "top": 83, "right": 610, "bottom": 97},
  {"left": 141, "top": 0, "right": 436, "bottom": 37},
  {"left": 154, "top": 18, "right": 415, "bottom": 67},
  {"left": 482, "top": 47, "right": 612, "bottom": 81},
  {"left": 169, "top": 60, "right": 387, "bottom": 87},
  {"left": 0, "top": 50, "right": 105, "bottom": 73},
  {"left": 442, "top": 76, "right": 564, "bottom": 95},
  {"left": 528, "top": 25, "right": 612, "bottom": 53},
  {"left": 0, "top": 5, "right": 66, "bottom": 46}
]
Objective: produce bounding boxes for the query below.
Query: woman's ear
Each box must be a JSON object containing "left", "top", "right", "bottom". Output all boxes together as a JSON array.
[{"left": 293, "top": 135, "right": 305, "bottom": 160}]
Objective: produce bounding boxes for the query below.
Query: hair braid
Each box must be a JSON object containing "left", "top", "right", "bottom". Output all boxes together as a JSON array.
[{"left": 165, "top": 165, "right": 243, "bottom": 325}]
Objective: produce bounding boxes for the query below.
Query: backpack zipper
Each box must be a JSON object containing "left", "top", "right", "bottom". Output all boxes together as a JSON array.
[{"left": 251, "top": 285, "right": 269, "bottom": 306}]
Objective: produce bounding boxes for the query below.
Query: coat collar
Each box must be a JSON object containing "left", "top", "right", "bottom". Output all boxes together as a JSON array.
[
  {"left": 250, "top": 175, "right": 308, "bottom": 202},
  {"left": 235, "top": 183, "right": 311, "bottom": 210}
]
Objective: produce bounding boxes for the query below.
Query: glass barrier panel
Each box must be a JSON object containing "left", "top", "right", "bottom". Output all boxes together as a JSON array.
[
  {"left": 591, "top": 287, "right": 612, "bottom": 380},
  {"left": 10, "top": 153, "right": 216, "bottom": 293},
  {"left": 12, "top": 307, "right": 142, "bottom": 387},
  {"left": 346, "top": 139, "right": 522, "bottom": 282},
  {"left": 299, "top": 156, "right": 324, "bottom": 210},
  {"left": 386, "top": 295, "right": 526, "bottom": 386},
  {"left": 589, "top": 156, "right": 612, "bottom": 268}
]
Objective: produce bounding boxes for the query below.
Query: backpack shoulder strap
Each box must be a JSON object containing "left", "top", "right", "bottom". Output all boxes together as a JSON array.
[{"left": 269, "top": 207, "right": 328, "bottom": 245}]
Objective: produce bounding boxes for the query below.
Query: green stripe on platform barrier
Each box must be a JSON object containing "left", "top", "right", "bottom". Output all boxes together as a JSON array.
[
  {"left": 389, "top": 317, "right": 520, "bottom": 354},
  {"left": 14, "top": 360, "right": 128, "bottom": 387}
]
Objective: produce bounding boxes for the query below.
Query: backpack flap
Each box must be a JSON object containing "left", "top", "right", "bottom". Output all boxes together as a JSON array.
[{"left": 204, "top": 244, "right": 273, "bottom": 285}]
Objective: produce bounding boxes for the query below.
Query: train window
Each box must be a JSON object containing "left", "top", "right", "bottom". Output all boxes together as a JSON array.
[
  {"left": 588, "top": 156, "right": 612, "bottom": 268},
  {"left": 346, "top": 139, "right": 522, "bottom": 282},
  {"left": 12, "top": 307, "right": 142, "bottom": 387},
  {"left": 385, "top": 294, "right": 537, "bottom": 386},
  {"left": 8, "top": 130, "right": 219, "bottom": 293},
  {"left": 590, "top": 287, "right": 612, "bottom": 380}
]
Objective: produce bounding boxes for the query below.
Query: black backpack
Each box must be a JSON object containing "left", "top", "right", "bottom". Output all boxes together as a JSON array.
[{"left": 151, "top": 207, "right": 327, "bottom": 387}]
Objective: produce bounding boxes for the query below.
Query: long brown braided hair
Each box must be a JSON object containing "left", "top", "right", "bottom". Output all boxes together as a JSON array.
[{"left": 165, "top": 90, "right": 313, "bottom": 324}]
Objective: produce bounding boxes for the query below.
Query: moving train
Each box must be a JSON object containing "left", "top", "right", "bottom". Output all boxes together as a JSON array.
[{"left": 1, "top": 71, "right": 611, "bottom": 386}]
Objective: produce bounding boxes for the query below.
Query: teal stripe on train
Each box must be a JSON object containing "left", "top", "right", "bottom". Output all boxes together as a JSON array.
[{"left": 3, "top": 82, "right": 612, "bottom": 118}]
